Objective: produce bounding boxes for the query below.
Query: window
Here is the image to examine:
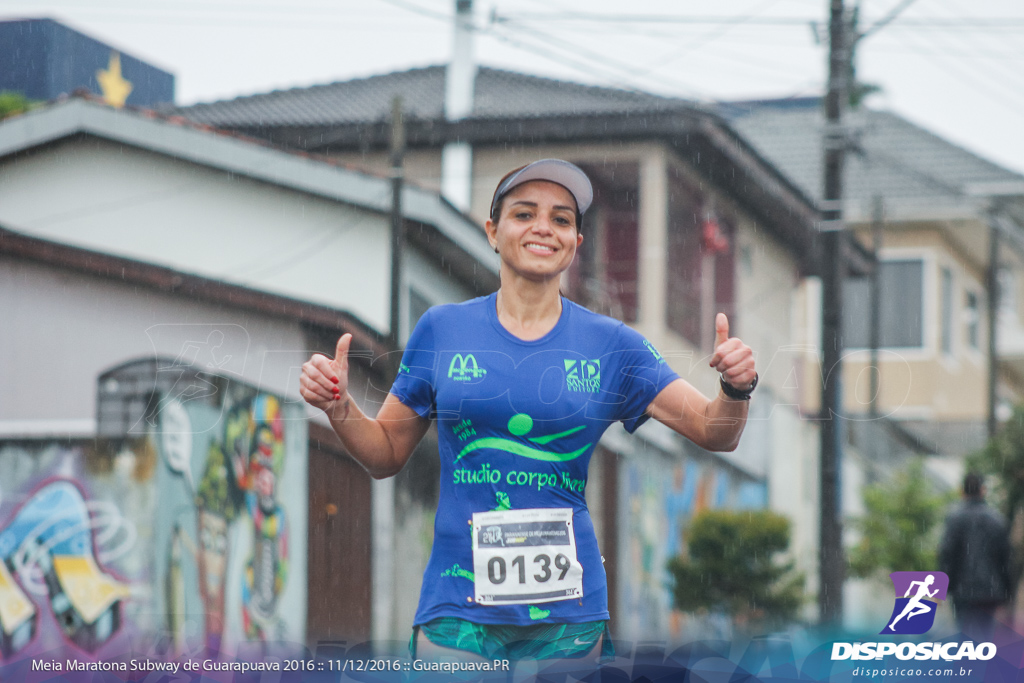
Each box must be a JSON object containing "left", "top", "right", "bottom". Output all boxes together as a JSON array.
[
  {"left": 408, "top": 287, "right": 431, "bottom": 332},
  {"left": 843, "top": 259, "right": 924, "bottom": 349},
  {"left": 998, "top": 267, "right": 1016, "bottom": 320},
  {"left": 940, "top": 267, "right": 954, "bottom": 355},
  {"left": 665, "top": 171, "right": 735, "bottom": 349},
  {"left": 965, "top": 290, "right": 980, "bottom": 350},
  {"left": 97, "top": 359, "right": 222, "bottom": 438},
  {"left": 566, "top": 162, "right": 640, "bottom": 323},
  {"left": 603, "top": 210, "right": 639, "bottom": 323}
]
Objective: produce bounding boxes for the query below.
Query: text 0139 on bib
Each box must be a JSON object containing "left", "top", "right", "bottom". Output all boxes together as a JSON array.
[{"left": 471, "top": 508, "right": 583, "bottom": 606}]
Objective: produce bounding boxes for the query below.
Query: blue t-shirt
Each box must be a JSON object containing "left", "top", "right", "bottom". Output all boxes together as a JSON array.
[{"left": 390, "top": 293, "right": 680, "bottom": 626}]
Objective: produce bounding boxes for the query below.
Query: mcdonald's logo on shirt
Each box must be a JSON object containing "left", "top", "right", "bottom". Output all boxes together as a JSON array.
[{"left": 448, "top": 354, "right": 488, "bottom": 381}]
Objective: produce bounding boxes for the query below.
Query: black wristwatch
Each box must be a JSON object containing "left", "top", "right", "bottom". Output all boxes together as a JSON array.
[{"left": 720, "top": 373, "right": 758, "bottom": 401}]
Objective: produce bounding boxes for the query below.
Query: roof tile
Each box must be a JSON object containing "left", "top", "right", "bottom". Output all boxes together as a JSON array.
[
  {"left": 723, "top": 99, "right": 1023, "bottom": 206},
  {"left": 168, "top": 65, "right": 695, "bottom": 126}
]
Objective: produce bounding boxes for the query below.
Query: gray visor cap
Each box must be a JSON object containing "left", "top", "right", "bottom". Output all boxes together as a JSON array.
[{"left": 489, "top": 159, "right": 594, "bottom": 218}]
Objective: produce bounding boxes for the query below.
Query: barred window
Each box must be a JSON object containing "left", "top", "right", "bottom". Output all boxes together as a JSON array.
[{"left": 844, "top": 259, "right": 924, "bottom": 349}]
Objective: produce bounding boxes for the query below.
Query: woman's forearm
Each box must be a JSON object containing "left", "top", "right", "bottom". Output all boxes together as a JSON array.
[
  {"left": 324, "top": 392, "right": 428, "bottom": 479},
  {"left": 699, "top": 389, "right": 750, "bottom": 452}
]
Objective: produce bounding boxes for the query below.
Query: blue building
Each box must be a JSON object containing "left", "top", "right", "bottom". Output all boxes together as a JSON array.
[{"left": 0, "top": 18, "right": 174, "bottom": 107}]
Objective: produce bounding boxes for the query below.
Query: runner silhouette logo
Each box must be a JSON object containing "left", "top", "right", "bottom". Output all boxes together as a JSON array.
[{"left": 882, "top": 571, "right": 949, "bottom": 635}]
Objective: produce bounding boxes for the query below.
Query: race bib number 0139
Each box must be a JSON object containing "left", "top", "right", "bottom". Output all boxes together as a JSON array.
[{"left": 472, "top": 508, "right": 583, "bottom": 605}]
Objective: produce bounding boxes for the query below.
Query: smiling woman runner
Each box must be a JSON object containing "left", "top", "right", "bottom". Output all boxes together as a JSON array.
[{"left": 299, "top": 159, "right": 757, "bottom": 662}]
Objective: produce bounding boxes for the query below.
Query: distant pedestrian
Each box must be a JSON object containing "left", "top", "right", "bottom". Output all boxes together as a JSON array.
[{"left": 938, "top": 472, "right": 1012, "bottom": 638}]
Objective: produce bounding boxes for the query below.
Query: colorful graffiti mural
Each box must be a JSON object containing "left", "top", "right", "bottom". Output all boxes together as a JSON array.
[
  {"left": 0, "top": 364, "right": 306, "bottom": 661},
  {"left": 238, "top": 396, "right": 289, "bottom": 640},
  {"left": 0, "top": 480, "right": 132, "bottom": 656},
  {"left": 618, "top": 448, "right": 767, "bottom": 642},
  {"left": 154, "top": 384, "right": 305, "bottom": 655}
]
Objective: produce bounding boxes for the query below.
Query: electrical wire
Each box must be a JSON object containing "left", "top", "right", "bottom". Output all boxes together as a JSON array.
[
  {"left": 894, "top": 26, "right": 1024, "bottom": 115},
  {"left": 628, "top": 0, "right": 786, "bottom": 81},
  {"left": 225, "top": 189, "right": 391, "bottom": 281},
  {"left": 2, "top": 10, "right": 442, "bottom": 31},
  {"left": 484, "top": 6, "right": 822, "bottom": 97},
  {"left": 933, "top": 0, "right": 1024, "bottom": 69},
  {"left": 492, "top": 11, "right": 1024, "bottom": 28},
  {"left": 904, "top": 0, "right": 1024, "bottom": 102},
  {"left": 373, "top": 0, "right": 451, "bottom": 22},
  {"left": 858, "top": 0, "right": 919, "bottom": 40},
  {"left": 480, "top": 18, "right": 710, "bottom": 99}
]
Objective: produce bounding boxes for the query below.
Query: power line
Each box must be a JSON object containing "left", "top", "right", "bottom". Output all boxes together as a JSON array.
[
  {"left": 903, "top": 0, "right": 1024, "bottom": 100},
  {"left": 480, "top": 15, "right": 712, "bottom": 99},
  {"left": 858, "top": 0, "right": 918, "bottom": 40},
  {"left": 480, "top": 20, "right": 707, "bottom": 99},
  {"left": 627, "top": 0, "right": 786, "bottom": 81},
  {"left": 485, "top": 3, "right": 834, "bottom": 98},
  {"left": 894, "top": 23, "right": 1024, "bottom": 114},
  {"left": 933, "top": 0, "right": 1024, "bottom": 66},
  {"left": 225, "top": 194, "right": 390, "bottom": 281},
  {"left": 373, "top": 0, "right": 451, "bottom": 22},
  {"left": 493, "top": 11, "right": 1024, "bottom": 28},
  {"left": 2, "top": 9, "right": 443, "bottom": 31},
  {"left": 871, "top": 43, "right": 1024, "bottom": 62}
]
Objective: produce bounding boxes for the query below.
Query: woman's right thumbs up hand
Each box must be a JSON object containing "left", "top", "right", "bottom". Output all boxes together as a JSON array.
[{"left": 300, "top": 333, "right": 351, "bottom": 413}]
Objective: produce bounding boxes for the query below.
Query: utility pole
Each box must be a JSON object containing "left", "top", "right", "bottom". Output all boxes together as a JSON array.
[
  {"left": 986, "top": 220, "right": 1000, "bottom": 439},
  {"left": 441, "top": 0, "right": 476, "bottom": 211},
  {"left": 819, "top": 0, "right": 849, "bottom": 627},
  {"left": 389, "top": 95, "right": 406, "bottom": 354},
  {"left": 868, "top": 196, "right": 883, "bottom": 421}
]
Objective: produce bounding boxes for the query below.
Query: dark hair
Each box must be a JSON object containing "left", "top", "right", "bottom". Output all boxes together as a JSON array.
[
  {"left": 963, "top": 471, "right": 984, "bottom": 498},
  {"left": 489, "top": 168, "right": 584, "bottom": 232}
]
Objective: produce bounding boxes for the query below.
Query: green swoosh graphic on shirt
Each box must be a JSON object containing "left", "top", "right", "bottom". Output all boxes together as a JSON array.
[
  {"left": 455, "top": 438, "right": 591, "bottom": 463},
  {"left": 528, "top": 424, "right": 587, "bottom": 445}
]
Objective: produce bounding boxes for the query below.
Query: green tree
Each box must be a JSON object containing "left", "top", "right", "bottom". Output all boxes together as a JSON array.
[
  {"left": 848, "top": 458, "right": 953, "bottom": 579},
  {"left": 0, "top": 91, "right": 36, "bottom": 120},
  {"left": 968, "top": 405, "right": 1024, "bottom": 519},
  {"left": 966, "top": 404, "right": 1024, "bottom": 599},
  {"left": 847, "top": 7, "right": 883, "bottom": 109},
  {"left": 668, "top": 509, "right": 804, "bottom": 631}
]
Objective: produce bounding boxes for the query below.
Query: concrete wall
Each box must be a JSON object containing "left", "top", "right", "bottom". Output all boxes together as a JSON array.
[
  {"left": 0, "top": 257, "right": 308, "bottom": 435},
  {"left": 0, "top": 137, "right": 391, "bottom": 330},
  {"left": 0, "top": 132, "right": 489, "bottom": 650},
  {"left": 0, "top": 393, "right": 307, "bottom": 658},
  {"left": 0, "top": 257, "right": 311, "bottom": 655}
]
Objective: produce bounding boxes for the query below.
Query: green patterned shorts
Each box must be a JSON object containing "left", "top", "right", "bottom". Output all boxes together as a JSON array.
[{"left": 413, "top": 617, "right": 614, "bottom": 661}]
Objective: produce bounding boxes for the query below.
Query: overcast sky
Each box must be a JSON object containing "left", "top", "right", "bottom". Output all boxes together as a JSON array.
[{"left": 5, "top": 0, "right": 1024, "bottom": 175}]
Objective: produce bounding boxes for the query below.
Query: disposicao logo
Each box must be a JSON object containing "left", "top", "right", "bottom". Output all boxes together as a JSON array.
[
  {"left": 882, "top": 571, "right": 948, "bottom": 635},
  {"left": 831, "top": 570, "right": 997, "bottom": 664}
]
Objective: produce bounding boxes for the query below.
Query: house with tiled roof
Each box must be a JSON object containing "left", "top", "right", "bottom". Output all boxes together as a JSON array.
[
  {"left": 173, "top": 65, "right": 829, "bottom": 640},
  {"left": 726, "top": 98, "right": 1024, "bottom": 453},
  {"left": 0, "top": 94, "right": 499, "bottom": 651},
  {"left": 726, "top": 97, "right": 1024, "bottom": 628},
  {"left": 174, "top": 64, "right": 1024, "bottom": 634}
]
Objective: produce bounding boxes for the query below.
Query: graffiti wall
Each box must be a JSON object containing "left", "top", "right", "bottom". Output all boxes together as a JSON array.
[
  {"left": 617, "top": 449, "right": 767, "bottom": 642},
  {"left": 0, "top": 368, "right": 306, "bottom": 662}
]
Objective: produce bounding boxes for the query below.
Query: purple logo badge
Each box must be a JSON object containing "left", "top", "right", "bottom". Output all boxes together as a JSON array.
[{"left": 881, "top": 571, "right": 948, "bottom": 635}]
